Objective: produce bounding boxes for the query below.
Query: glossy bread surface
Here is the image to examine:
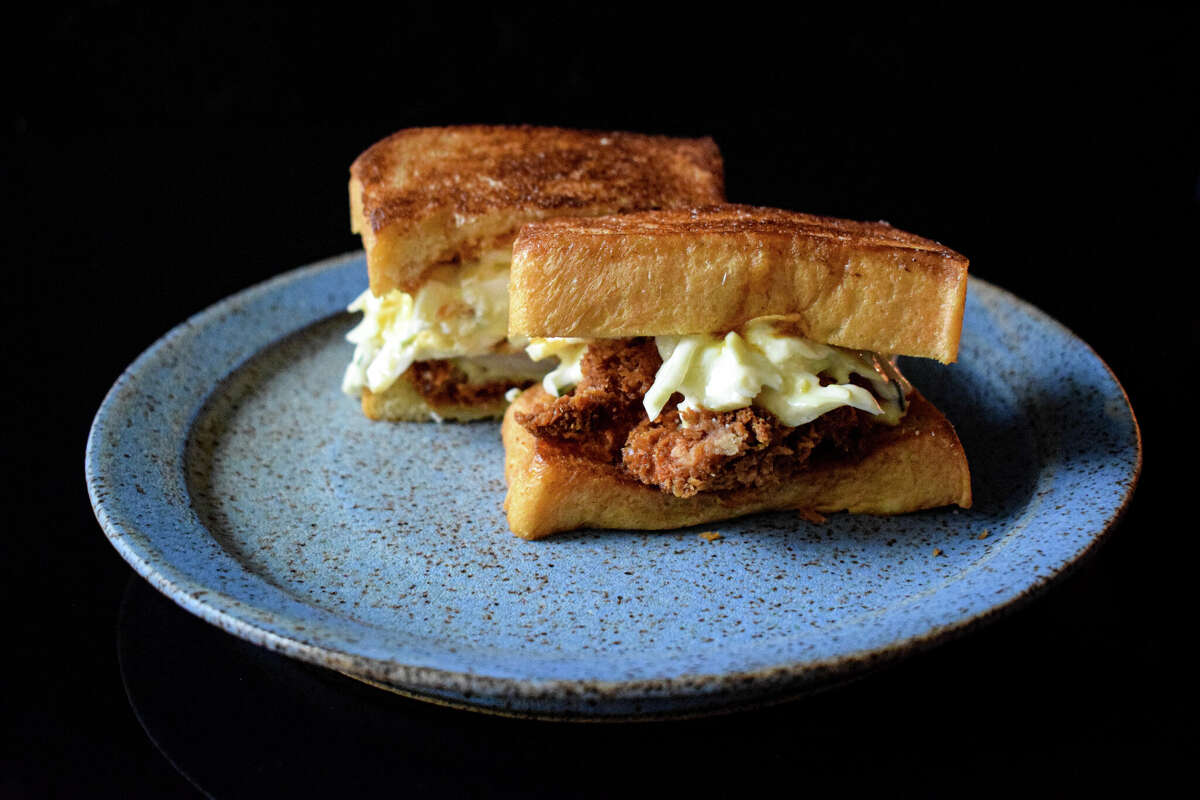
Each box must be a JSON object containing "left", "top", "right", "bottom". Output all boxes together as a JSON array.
[
  {"left": 350, "top": 126, "right": 725, "bottom": 293},
  {"left": 510, "top": 205, "right": 968, "bottom": 362}
]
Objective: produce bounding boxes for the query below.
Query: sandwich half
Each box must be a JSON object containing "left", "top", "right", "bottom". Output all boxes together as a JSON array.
[
  {"left": 502, "top": 204, "right": 972, "bottom": 539},
  {"left": 341, "top": 125, "right": 725, "bottom": 421}
]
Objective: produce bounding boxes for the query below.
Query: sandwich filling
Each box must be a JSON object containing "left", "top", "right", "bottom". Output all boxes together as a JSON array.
[
  {"left": 342, "top": 249, "right": 546, "bottom": 400},
  {"left": 517, "top": 319, "right": 911, "bottom": 498}
]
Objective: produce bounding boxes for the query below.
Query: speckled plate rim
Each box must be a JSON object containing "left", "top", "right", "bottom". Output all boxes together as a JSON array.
[{"left": 86, "top": 252, "right": 1142, "bottom": 719}]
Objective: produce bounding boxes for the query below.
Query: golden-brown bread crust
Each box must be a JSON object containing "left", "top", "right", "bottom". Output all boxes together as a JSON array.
[
  {"left": 361, "top": 376, "right": 509, "bottom": 422},
  {"left": 349, "top": 126, "right": 726, "bottom": 294},
  {"left": 502, "top": 386, "right": 972, "bottom": 540},
  {"left": 509, "top": 204, "right": 969, "bottom": 363}
]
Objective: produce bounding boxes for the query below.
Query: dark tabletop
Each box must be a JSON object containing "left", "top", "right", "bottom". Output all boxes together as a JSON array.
[{"left": 4, "top": 5, "right": 1193, "bottom": 797}]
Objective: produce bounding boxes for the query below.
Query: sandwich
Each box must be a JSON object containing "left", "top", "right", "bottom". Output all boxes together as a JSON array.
[
  {"left": 501, "top": 204, "right": 972, "bottom": 539},
  {"left": 341, "top": 125, "right": 726, "bottom": 421}
]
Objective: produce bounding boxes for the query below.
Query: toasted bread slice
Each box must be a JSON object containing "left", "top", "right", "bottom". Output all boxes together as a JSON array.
[
  {"left": 509, "top": 205, "right": 969, "bottom": 363},
  {"left": 359, "top": 352, "right": 545, "bottom": 422},
  {"left": 502, "top": 386, "right": 971, "bottom": 540},
  {"left": 361, "top": 379, "right": 507, "bottom": 422},
  {"left": 350, "top": 126, "right": 725, "bottom": 295}
]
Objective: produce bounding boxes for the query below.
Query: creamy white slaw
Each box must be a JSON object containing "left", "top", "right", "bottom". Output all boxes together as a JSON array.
[
  {"left": 527, "top": 318, "right": 909, "bottom": 427},
  {"left": 342, "top": 250, "right": 516, "bottom": 396}
]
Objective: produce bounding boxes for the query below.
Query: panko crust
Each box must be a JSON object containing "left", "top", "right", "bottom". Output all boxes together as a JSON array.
[{"left": 502, "top": 386, "right": 972, "bottom": 540}]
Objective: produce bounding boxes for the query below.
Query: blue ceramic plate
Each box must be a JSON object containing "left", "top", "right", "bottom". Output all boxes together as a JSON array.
[{"left": 86, "top": 252, "right": 1141, "bottom": 719}]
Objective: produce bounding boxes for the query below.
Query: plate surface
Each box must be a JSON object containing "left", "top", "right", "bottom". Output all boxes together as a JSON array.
[{"left": 86, "top": 252, "right": 1140, "bottom": 719}]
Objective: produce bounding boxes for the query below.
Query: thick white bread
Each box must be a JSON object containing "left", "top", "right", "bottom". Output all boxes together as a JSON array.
[
  {"left": 360, "top": 377, "right": 508, "bottom": 422},
  {"left": 509, "top": 205, "right": 969, "bottom": 363},
  {"left": 502, "top": 386, "right": 972, "bottom": 540},
  {"left": 360, "top": 357, "right": 540, "bottom": 422},
  {"left": 349, "top": 126, "right": 725, "bottom": 295}
]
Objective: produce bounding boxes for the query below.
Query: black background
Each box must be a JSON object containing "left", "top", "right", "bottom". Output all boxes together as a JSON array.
[{"left": 4, "top": 4, "right": 1194, "bottom": 797}]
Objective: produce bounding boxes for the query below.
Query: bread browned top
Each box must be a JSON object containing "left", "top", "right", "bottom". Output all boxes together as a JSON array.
[
  {"left": 515, "top": 203, "right": 962, "bottom": 259},
  {"left": 509, "top": 204, "right": 969, "bottom": 363},
  {"left": 349, "top": 126, "right": 726, "bottom": 293}
]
